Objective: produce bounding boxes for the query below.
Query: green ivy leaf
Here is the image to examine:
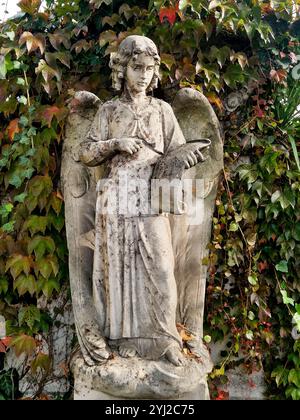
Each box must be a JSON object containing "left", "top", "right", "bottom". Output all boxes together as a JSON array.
[
  {"left": 14, "top": 274, "right": 36, "bottom": 296},
  {"left": 280, "top": 290, "right": 294, "bottom": 306},
  {"left": 31, "top": 353, "right": 51, "bottom": 375},
  {"left": 18, "top": 306, "right": 40, "bottom": 330},
  {"left": 6, "top": 255, "right": 31, "bottom": 280},
  {"left": 223, "top": 64, "right": 245, "bottom": 88},
  {"left": 37, "top": 277, "right": 60, "bottom": 298},
  {"left": 9, "top": 334, "right": 36, "bottom": 357},
  {"left": 229, "top": 222, "right": 239, "bottom": 232},
  {"left": 23, "top": 215, "right": 48, "bottom": 236},
  {"left": 34, "top": 255, "right": 59, "bottom": 279},
  {"left": 288, "top": 369, "right": 300, "bottom": 388},
  {"left": 0, "top": 277, "right": 8, "bottom": 294},
  {"left": 276, "top": 260, "right": 289, "bottom": 273},
  {"left": 28, "top": 236, "right": 56, "bottom": 260},
  {"left": 1, "top": 221, "right": 16, "bottom": 233},
  {"left": 248, "top": 275, "right": 258, "bottom": 286},
  {"left": 0, "top": 203, "right": 13, "bottom": 218},
  {"left": 14, "top": 192, "right": 27, "bottom": 203}
]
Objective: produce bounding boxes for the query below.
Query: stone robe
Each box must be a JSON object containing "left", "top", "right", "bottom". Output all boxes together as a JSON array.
[{"left": 79, "top": 96, "right": 186, "bottom": 359}]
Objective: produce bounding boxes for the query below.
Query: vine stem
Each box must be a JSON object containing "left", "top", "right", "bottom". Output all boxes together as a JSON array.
[
  {"left": 222, "top": 168, "right": 252, "bottom": 275},
  {"left": 23, "top": 70, "right": 34, "bottom": 148},
  {"left": 274, "top": 270, "right": 294, "bottom": 317}
]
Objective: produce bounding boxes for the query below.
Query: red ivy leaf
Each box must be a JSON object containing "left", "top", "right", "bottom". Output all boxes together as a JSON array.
[
  {"left": 36, "top": 105, "right": 68, "bottom": 127},
  {"left": 258, "top": 261, "right": 268, "bottom": 273},
  {"left": 159, "top": 3, "right": 179, "bottom": 26},
  {"left": 0, "top": 337, "right": 11, "bottom": 353},
  {"left": 254, "top": 106, "right": 265, "bottom": 118},
  {"left": 215, "top": 390, "right": 229, "bottom": 400},
  {"left": 7, "top": 118, "right": 20, "bottom": 141}
]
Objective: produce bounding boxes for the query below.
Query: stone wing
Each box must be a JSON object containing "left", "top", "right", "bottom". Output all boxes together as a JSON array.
[
  {"left": 170, "top": 88, "right": 224, "bottom": 339},
  {"left": 61, "top": 91, "right": 108, "bottom": 365}
]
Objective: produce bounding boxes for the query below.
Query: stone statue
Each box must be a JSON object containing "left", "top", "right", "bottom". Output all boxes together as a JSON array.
[{"left": 61, "top": 35, "right": 223, "bottom": 399}]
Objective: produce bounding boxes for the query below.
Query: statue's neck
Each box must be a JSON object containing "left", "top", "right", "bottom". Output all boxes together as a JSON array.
[{"left": 122, "top": 85, "right": 149, "bottom": 107}]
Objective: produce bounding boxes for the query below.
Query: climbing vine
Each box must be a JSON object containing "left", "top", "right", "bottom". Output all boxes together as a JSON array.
[{"left": 0, "top": 0, "right": 299, "bottom": 400}]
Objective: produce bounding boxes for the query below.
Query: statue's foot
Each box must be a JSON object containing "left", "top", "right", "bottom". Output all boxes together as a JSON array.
[
  {"left": 84, "top": 329, "right": 111, "bottom": 360},
  {"left": 165, "top": 346, "right": 185, "bottom": 367},
  {"left": 118, "top": 344, "right": 137, "bottom": 358},
  {"left": 94, "top": 347, "right": 111, "bottom": 359}
]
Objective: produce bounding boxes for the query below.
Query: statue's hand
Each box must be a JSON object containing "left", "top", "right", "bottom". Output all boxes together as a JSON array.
[
  {"left": 113, "top": 137, "right": 143, "bottom": 155},
  {"left": 181, "top": 143, "right": 210, "bottom": 169}
]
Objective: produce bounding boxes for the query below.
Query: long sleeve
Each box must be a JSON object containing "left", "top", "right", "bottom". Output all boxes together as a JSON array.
[{"left": 79, "top": 104, "right": 116, "bottom": 167}]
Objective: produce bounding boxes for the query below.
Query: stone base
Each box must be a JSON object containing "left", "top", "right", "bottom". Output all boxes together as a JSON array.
[
  {"left": 72, "top": 352, "right": 212, "bottom": 400},
  {"left": 74, "top": 380, "right": 209, "bottom": 400}
]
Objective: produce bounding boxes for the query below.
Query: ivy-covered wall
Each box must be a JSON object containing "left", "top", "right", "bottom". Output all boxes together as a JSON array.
[{"left": 0, "top": 0, "right": 299, "bottom": 400}]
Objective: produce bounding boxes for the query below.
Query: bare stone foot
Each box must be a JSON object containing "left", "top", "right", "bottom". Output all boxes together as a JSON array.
[
  {"left": 119, "top": 344, "right": 137, "bottom": 358},
  {"left": 94, "top": 347, "right": 111, "bottom": 359},
  {"left": 165, "top": 347, "right": 185, "bottom": 366},
  {"left": 85, "top": 330, "right": 111, "bottom": 360}
]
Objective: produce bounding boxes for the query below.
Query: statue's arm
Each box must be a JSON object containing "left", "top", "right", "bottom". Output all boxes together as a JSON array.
[{"left": 79, "top": 104, "right": 117, "bottom": 167}]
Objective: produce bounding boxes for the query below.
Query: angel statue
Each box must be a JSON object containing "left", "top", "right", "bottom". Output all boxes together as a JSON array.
[{"left": 61, "top": 35, "right": 223, "bottom": 399}]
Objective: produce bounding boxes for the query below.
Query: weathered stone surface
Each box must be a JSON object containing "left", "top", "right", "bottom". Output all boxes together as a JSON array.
[
  {"left": 72, "top": 353, "right": 212, "bottom": 400},
  {"left": 63, "top": 35, "right": 223, "bottom": 400}
]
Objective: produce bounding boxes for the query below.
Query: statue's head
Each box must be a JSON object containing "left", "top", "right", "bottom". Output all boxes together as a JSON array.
[{"left": 109, "top": 35, "right": 161, "bottom": 93}]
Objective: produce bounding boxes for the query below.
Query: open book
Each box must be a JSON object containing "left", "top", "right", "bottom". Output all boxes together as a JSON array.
[
  {"left": 152, "top": 138, "right": 211, "bottom": 180},
  {"left": 151, "top": 139, "right": 211, "bottom": 214}
]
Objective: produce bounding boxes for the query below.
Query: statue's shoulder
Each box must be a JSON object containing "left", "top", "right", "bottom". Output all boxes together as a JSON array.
[
  {"left": 151, "top": 97, "right": 173, "bottom": 113},
  {"left": 100, "top": 98, "right": 121, "bottom": 113}
]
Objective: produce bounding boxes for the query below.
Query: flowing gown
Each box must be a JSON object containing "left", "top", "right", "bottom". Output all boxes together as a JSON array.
[{"left": 79, "top": 95, "right": 186, "bottom": 359}]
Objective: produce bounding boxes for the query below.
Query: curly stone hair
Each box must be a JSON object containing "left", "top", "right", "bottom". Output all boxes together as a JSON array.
[{"left": 109, "top": 35, "right": 161, "bottom": 92}]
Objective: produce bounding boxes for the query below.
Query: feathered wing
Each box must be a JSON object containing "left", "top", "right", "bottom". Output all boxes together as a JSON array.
[
  {"left": 61, "top": 91, "right": 109, "bottom": 365},
  {"left": 170, "top": 88, "right": 223, "bottom": 340}
]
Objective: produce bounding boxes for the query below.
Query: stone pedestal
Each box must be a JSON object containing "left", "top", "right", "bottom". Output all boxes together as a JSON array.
[{"left": 72, "top": 353, "right": 212, "bottom": 401}]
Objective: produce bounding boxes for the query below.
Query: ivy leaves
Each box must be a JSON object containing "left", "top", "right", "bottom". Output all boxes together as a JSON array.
[{"left": 0, "top": 0, "right": 299, "bottom": 400}]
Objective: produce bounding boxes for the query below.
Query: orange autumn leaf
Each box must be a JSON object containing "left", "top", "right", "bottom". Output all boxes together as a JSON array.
[
  {"left": 18, "top": 0, "right": 41, "bottom": 15},
  {"left": 270, "top": 69, "right": 287, "bottom": 84},
  {"left": 7, "top": 119, "right": 20, "bottom": 141},
  {"left": 19, "top": 31, "right": 46, "bottom": 55},
  {"left": 55, "top": 190, "right": 64, "bottom": 201},
  {"left": 260, "top": 3, "right": 273, "bottom": 14},
  {"left": 207, "top": 92, "right": 224, "bottom": 112},
  {"left": 176, "top": 323, "right": 194, "bottom": 342}
]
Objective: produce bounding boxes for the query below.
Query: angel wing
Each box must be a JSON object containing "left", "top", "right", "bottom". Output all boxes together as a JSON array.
[
  {"left": 169, "top": 88, "right": 223, "bottom": 347},
  {"left": 61, "top": 91, "right": 110, "bottom": 365}
]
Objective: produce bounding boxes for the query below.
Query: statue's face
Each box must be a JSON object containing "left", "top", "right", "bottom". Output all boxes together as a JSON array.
[{"left": 125, "top": 53, "right": 155, "bottom": 94}]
